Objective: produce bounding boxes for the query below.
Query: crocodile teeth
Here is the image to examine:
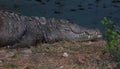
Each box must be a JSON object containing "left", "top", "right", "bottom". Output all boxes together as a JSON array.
[
  {"left": 97, "top": 35, "right": 102, "bottom": 38},
  {"left": 88, "top": 35, "right": 91, "bottom": 39}
]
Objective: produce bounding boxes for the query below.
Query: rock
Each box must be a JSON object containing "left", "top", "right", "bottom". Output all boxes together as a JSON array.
[{"left": 62, "top": 52, "right": 69, "bottom": 57}]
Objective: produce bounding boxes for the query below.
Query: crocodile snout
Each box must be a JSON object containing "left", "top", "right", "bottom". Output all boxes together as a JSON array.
[{"left": 87, "top": 29, "right": 102, "bottom": 40}]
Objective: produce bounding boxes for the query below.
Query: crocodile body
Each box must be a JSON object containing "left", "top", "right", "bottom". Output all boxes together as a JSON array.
[{"left": 0, "top": 10, "right": 102, "bottom": 48}]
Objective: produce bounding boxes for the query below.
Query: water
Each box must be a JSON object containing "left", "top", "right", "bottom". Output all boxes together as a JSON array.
[{"left": 0, "top": 0, "right": 120, "bottom": 30}]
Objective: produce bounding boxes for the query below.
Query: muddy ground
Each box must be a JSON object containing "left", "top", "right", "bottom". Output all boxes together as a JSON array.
[{"left": 0, "top": 40, "right": 119, "bottom": 69}]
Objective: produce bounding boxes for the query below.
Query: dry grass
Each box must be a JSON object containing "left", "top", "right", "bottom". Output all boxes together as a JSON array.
[{"left": 0, "top": 40, "right": 119, "bottom": 69}]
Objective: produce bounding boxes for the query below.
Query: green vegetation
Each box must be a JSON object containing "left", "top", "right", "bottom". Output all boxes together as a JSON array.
[
  {"left": 3, "top": 61, "right": 11, "bottom": 69},
  {"left": 10, "top": 53, "right": 19, "bottom": 59},
  {"left": 2, "top": 61, "right": 21, "bottom": 69},
  {"left": 101, "top": 17, "right": 120, "bottom": 61}
]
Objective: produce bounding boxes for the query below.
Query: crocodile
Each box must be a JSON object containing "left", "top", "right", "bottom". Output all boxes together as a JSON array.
[{"left": 0, "top": 10, "right": 102, "bottom": 48}]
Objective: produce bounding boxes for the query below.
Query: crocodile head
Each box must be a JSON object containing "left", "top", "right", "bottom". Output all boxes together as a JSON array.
[
  {"left": 84, "top": 29, "right": 102, "bottom": 41},
  {"left": 69, "top": 24, "right": 102, "bottom": 41}
]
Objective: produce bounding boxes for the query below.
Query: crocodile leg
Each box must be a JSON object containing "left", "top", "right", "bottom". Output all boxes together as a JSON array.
[{"left": 10, "top": 34, "right": 36, "bottom": 48}]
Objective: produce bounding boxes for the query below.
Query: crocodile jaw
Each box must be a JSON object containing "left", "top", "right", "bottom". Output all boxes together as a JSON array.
[
  {"left": 87, "top": 29, "right": 102, "bottom": 40},
  {"left": 97, "top": 34, "right": 102, "bottom": 38}
]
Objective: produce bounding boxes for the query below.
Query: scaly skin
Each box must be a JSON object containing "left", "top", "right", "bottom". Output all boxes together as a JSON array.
[{"left": 0, "top": 10, "right": 102, "bottom": 48}]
